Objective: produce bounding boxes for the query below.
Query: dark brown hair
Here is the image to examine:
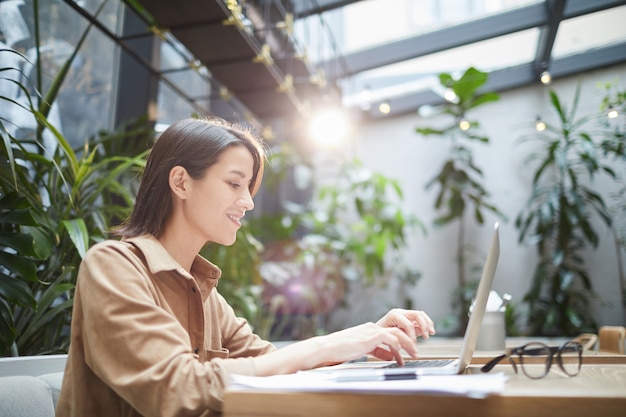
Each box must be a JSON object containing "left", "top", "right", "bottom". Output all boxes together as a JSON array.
[{"left": 116, "top": 117, "right": 265, "bottom": 238}]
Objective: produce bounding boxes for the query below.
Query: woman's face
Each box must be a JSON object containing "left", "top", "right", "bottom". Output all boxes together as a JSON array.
[{"left": 181, "top": 145, "right": 255, "bottom": 246}]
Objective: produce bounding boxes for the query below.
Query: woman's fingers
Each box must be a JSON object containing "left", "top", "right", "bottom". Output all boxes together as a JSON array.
[
  {"left": 407, "top": 310, "right": 436, "bottom": 338},
  {"left": 370, "top": 326, "right": 418, "bottom": 363},
  {"left": 377, "top": 309, "right": 436, "bottom": 340}
]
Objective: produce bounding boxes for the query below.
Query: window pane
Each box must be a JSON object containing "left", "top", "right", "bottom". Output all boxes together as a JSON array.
[
  {"left": 334, "top": 0, "right": 541, "bottom": 54},
  {"left": 0, "top": 0, "right": 119, "bottom": 148},
  {"left": 553, "top": 6, "right": 626, "bottom": 58},
  {"left": 341, "top": 28, "right": 538, "bottom": 106}
]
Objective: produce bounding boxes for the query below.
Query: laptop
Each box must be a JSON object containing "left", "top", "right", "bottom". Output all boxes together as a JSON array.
[{"left": 309, "top": 222, "right": 500, "bottom": 381}]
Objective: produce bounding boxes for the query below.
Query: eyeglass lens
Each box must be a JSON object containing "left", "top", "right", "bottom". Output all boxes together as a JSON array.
[
  {"left": 558, "top": 341, "right": 582, "bottom": 377},
  {"left": 518, "top": 342, "right": 552, "bottom": 379}
]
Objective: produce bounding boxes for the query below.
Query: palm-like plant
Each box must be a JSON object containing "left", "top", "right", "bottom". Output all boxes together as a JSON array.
[
  {"left": 0, "top": 0, "right": 150, "bottom": 355},
  {"left": 0, "top": 80, "right": 149, "bottom": 355},
  {"left": 415, "top": 67, "right": 504, "bottom": 333},
  {"left": 516, "top": 85, "right": 614, "bottom": 336}
]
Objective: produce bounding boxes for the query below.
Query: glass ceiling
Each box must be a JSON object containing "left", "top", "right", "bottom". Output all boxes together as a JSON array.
[
  {"left": 553, "top": 5, "right": 626, "bottom": 58},
  {"left": 341, "top": 28, "right": 539, "bottom": 107},
  {"left": 293, "top": 0, "right": 626, "bottom": 113},
  {"left": 338, "top": 0, "right": 541, "bottom": 55}
]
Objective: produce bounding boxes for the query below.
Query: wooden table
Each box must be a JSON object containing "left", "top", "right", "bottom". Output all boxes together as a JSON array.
[
  {"left": 223, "top": 337, "right": 626, "bottom": 417},
  {"left": 223, "top": 364, "right": 626, "bottom": 417}
]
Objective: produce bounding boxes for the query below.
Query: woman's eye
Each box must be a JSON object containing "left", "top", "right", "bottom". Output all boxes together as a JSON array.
[{"left": 228, "top": 181, "right": 240, "bottom": 189}]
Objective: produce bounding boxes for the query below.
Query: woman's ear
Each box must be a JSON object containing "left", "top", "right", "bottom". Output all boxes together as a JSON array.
[{"left": 169, "top": 166, "right": 189, "bottom": 199}]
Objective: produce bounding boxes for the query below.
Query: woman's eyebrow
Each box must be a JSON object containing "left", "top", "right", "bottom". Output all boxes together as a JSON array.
[{"left": 228, "top": 169, "right": 246, "bottom": 178}]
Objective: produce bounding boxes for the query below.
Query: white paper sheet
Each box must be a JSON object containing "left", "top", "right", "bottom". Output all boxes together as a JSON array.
[{"left": 229, "top": 372, "right": 508, "bottom": 399}]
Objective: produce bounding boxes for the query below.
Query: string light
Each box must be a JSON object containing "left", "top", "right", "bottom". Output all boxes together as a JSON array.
[
  {"left": 444, "top": 86, "right": 457, "bottom": 102},
  {"left": 535, "top": 116, "right": 546, "bottom": 132},
  {"left": 540, "top": 71, "right": 552, "bottom": 85},
  {"left": 607, "top": 106, "right": 618, "bottom": 119},
  {"left": 378, "top": 102, "right": 391, "bottom": 114},
  {"left": 459, "top": 117, "right": 470, "bottom": 131}
]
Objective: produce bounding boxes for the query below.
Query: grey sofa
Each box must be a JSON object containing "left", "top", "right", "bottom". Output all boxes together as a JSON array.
[{"left": 0, "top": 355, "right": 66, "bottom": 417}]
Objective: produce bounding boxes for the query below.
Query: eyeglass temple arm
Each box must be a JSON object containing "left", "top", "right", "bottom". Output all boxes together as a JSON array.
[{"left": 480, "top": 354, "right": 507, "bottom": 373}]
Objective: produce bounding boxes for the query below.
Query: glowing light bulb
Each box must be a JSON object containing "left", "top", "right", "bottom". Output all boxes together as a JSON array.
[
  {"left": 378, "top": 102, "right": 391, "bottom": 114},
  {"left": 444, "top": 87, "right": 457, "bottom": 102},
  {"left": 535, "top": 117, "right": 546, "bottom": 132},
  {"left": 540, "top": 71, "right": 552, "bottom": 85},
  {"left": 608, "top": 106, "right": 618, "bottom": 119}
]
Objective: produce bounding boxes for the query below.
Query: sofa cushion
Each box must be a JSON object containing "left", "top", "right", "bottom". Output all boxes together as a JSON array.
[
  {"left": 0, "top": 375, "right": 56, "bottom": 417},
  {"left": 38, "top": 372, "right": 65, "bottom": 408}
]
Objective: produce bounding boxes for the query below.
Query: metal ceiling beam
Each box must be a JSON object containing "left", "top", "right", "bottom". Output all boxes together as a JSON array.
[
  {"left": 565, "top": 0, "right": 626, "bottom": 17},
  {"left": 322, "top": 0, "right": 626, "bottom": 81},
  {"left": 533, "top": 0, "right": 566, "bottom": 77},
  {"left": 362, "top": 41, "right": 626, "bottom": 119},
  {"left": 290, "top": 0, "right": 363, "bottom": 19}
]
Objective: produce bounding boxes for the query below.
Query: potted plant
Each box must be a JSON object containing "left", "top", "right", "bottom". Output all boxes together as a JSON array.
[
  {"left": 415, "top": 67, "right": 505, "bottom": 334},
  {"left": 597, "top": 81, "right": 626, "bottom": 322},
  {"left": 516, "top": 84, "right": 615, "bottom": 336},
  {"left": 0, "top": 0, "right": 151, "bottom": 355}
]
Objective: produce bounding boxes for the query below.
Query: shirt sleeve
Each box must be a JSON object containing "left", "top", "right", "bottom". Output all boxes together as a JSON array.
[
  {"left": 214, "top": 290, "right": 277, "bottom": 359},
  {"left": 76, "top": 241, "right": 267, "bottom": 415}
]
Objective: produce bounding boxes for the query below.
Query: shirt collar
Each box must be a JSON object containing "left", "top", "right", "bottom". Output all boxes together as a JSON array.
[{"left": 124, "top": 235, "right": 222, "bottom": 285}]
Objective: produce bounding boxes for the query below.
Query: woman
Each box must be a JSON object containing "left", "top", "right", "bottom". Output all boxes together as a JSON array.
[{"left": 56, "top": 117, "right": 435, "bottom": 417}]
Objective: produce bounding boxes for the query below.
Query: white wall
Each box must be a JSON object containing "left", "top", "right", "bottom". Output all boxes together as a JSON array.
[{"left": 325, "top": 64, "right": 626, "bottom": 334}]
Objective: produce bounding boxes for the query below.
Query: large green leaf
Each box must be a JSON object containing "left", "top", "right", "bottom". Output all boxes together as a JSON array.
[
  {"left": 0, "top": 233, "right": 37, "bottom": 257},
  {"left": 0, "top": 273, "right": 36, "bottom": 309},
  {"left": 0, "top": 297, "right": 17, "bottom": 354},
  {"left": 0, "top": 121, "right": 17, "bottom": 190},
  {"left": 0, "top": 209, "right": 38, "bottom": 227},
  {"left": 63, "top": 219, "right": 89, "bottom": 259},
  {"left": 0, "top": 252, "right": 38, "bottom": 282},
  {"left": 23, "top": 226, "right": 54, "bottom": 259},
  {"left": 454, "top": 67, "right": 488, "bottom": 103}
]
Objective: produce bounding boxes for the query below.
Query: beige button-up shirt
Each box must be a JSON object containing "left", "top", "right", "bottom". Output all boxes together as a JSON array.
[{"left": 56, "top": 235, "right": 276, "bottom": 417}]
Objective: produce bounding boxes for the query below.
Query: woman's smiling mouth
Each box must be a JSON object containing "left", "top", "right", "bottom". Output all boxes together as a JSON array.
[{"left": 227, "top": 214, "right": 242, "bottom": 226}]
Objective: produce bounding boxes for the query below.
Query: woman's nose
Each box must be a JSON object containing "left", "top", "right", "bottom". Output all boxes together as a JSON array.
[{"left": 237, "top": 195, "right": 254, "bottom": 210}]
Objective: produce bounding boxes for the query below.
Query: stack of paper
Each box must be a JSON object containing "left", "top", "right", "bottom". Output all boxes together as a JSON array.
[{"left": 229, "top": 372, "right": 508, "bottom": 399}]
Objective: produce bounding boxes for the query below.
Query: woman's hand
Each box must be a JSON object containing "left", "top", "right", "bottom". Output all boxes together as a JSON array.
[
  {"left": 252, "top": 308, "right": 436, "bottom": 375},
  {"left": 376, "top": 308, "right": 436, "bottom": 341},
  {"left": 253, "top": 320, "right": 422, "bottom": 375},
  {"left": 314, "top": 322, "right": 421, "bottom": 366}
]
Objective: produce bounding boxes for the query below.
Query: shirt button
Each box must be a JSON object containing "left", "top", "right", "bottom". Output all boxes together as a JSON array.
[
  {"left": 194, "top": 347, "right": 200, "bottom": 354},
  {"left": 192, "top": 287, "right": 197, "bottom": 293}
]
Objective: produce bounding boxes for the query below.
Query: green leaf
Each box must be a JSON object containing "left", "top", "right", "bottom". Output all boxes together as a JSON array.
[
  {"left": 0, "top": 209, "right": 38, "bottom": 227},
  {"left": 63, "top": 219, "right": 89, "bottom": 259},
  {"left": 0, "top": 232, "right": 37, "bottom": 256},
  {"left": 0, "top": 193, "right": 30, "bottom": 210},
  {"left": 0, "top": 252, "right": 38, "bottom": 282},
  {"left": 0, "top": 296, "right": 18, "bottom": 354},
  {"left": 415, "top": 127, "right": 445, "bottom": 136},
  {"left": 454, "top": 67, "right": 488, "bottom": 103},
  {"left": 470, "top": 92, "right": 500, "bottom": 108},
  {"left": 0, "top": 273, "right": 36, "bottom": 309},
  {"left": 0, "top": 121, "right": 17, "bottom": 191}
]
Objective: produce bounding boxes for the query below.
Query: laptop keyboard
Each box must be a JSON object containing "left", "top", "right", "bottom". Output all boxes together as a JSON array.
[{"left": 383, "top": 359, "right": 455, "bottom": 368}]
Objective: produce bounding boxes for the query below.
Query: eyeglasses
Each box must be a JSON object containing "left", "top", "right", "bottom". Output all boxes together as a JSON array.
[{"left": 481, "top": 340, "right": 583, "bottom": 379}]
